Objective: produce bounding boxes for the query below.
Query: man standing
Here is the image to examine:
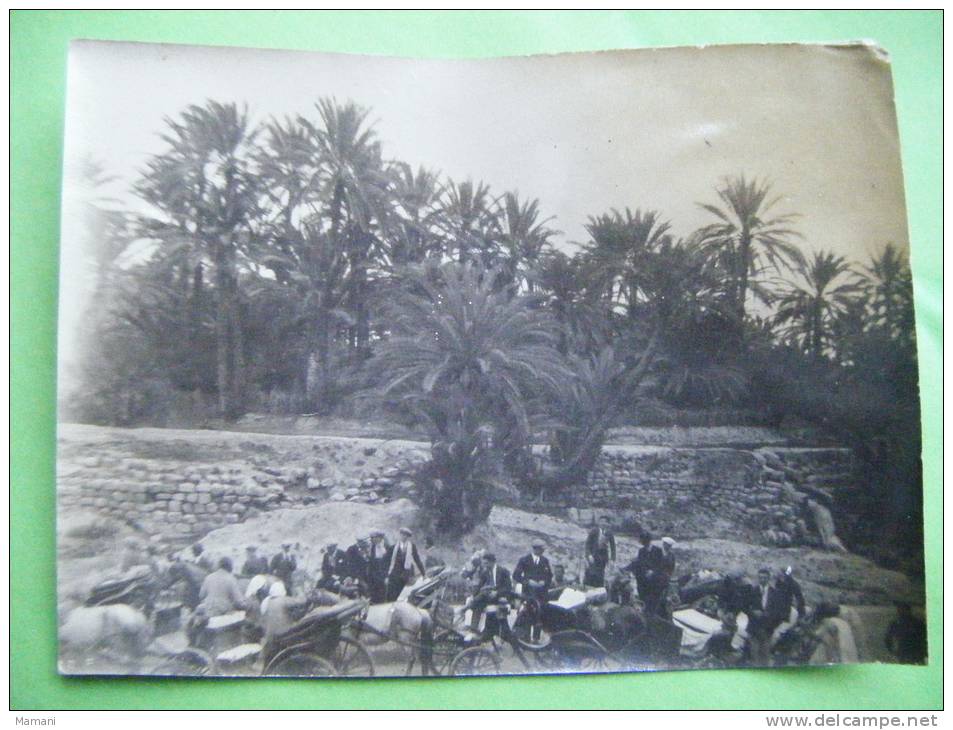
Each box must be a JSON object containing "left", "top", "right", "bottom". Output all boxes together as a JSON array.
[
  {"left": 513, "top": 541, "right": 553, "bottom": 604},
  {"left": 771, "top": 566, "right": 806, "bottom": 646},
  {"left": 654, "top": 536, "right": 678, "bottom": 618},
  {"left": 317, "top": 542, "right": 348, "bottom": 592},
  {"left": 469, "top": 552, "right": 513, "bottom": 633},
  {"left": 241, "top": 546, "right": 269, "bottom": 577},
  {"left": 386, "top": 527, "right": 426, "bottom": 601},
  {"left": 626, "top": 531, "right": 665, "bottom": 615},
  {"left": 585, "top": 515, "right": 617, "bottom": 588},
  {"left": 748, "top": 567, "right": 788, "bottom": 665},
  {"left": 367, "top": 530, "right": 391, "bottom": 604},
  {"left": 270, "top": 543, "right": 298, "bottom": 595},
  {"left": 198, "top": 557, "right": 249, "bottom": 617},
  {"left": 344, "top": 537, "right": 371, "bottom": 594}
]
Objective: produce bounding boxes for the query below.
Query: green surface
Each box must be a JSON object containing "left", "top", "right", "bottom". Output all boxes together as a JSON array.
[{"left": 11, "top": 10, "right": 942, "bottom": 710}]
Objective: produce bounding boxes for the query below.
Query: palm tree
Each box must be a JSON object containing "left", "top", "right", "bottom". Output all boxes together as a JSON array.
[
  {"left": 583, "top": 208, "right": 673, "bottom": 326},
  {"left": 385, "top": 162, "right": 445, "bottom": 266},
  {"left": 438, "top": 179, "right": 501, "bottom": 267},
  {"left": 367, "top": 262, "right": 570, "bottom": 531},
  {"left": 774, "top": 250, "right": 862, "bottom": 361},
  {"left": 498, "top": 191, "right": 557, "bottom": 291},
  {"left": 535, "top": 249, "right": 607, "bottom": 355},
  {"left": 305, "top": 98, "right": 391, "bottom": 360},
  {"left": 135, "top": 101, "right": 263, "bottom": 420},
  {"left": 696, "top": 175, "right": 804, "bottom": 325},
  {"left": 861, "top": 243, "right": 915, "bottom": 345}
]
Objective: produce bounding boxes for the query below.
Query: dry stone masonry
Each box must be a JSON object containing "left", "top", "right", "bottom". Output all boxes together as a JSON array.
[
  {"left": 554, "top": 445, "right": 853, "bottom": 548},
  {"left": 57, "top": 424, "right": 853, "bottom": 550}
]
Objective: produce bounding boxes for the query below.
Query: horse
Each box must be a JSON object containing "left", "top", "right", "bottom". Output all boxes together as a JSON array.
[
  {"left": 164, "top": 559, "right": 208, "bottom": 610},
  {"left": 60, "top": 604, "right": 153, "bottom": 667},
  {"left": 345, "top": 570, "right": 461, "bottom": 675}
]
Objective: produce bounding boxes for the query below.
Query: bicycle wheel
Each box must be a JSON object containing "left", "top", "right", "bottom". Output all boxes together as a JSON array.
[
  {"left": 449, "top": 646, "right": 503, "bottom": 676},
  {"left": 332, "top": 637, "right": 375, "bottom": 676},
  {"left": 555, "top": 640, "right": 623, "bottom": 673}
]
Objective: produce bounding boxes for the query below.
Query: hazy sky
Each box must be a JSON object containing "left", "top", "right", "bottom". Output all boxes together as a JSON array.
[{"left": 60, "top": 40, "right": 910, "bottom": 377}]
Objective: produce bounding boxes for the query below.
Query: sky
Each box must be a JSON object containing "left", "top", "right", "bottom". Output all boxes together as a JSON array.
[{"left": 59, "top": 39, "right": 911, "bottom": 379}]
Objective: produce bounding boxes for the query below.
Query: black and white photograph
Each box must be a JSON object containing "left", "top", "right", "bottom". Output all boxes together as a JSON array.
[{"left": 56, "top": 40, "right": 926, "bottom": 678}]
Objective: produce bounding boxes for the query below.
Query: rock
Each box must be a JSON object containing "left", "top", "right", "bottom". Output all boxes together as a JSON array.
[{"left": 330, "top": 491, "right": 346, "bottom": 502}]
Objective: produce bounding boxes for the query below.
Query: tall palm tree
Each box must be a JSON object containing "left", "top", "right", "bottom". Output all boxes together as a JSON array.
[
  {"left": 535, "top": 249, "right": 607, "bottom": 355},
  {"left": 367, "top": 262, "right": 570, "bottom": 531},
  {"left": 439, "top": 179, "right": 501, "bottom": 267},
  {"left": 385, "top": 162, "right": 445, "bottom": 266},
  {"left": 135, "top": 100, "right": 262, "bottom": 420},
  {"left": 861, "top": 243, "right": 915, "bottom": 345},
  {"left": 305, "top": 98, "right": 391, "bottom": 359},
  {"left": 583, "top": 208, "right": 673, "bottom": 325},
  {"left": 774, "top": 250, "right": 862, "bottom": 361},
  {"left": 498, "top": 191, "right": 557, "bottom": 291},
  {"left": 696, "top": 175, "right": 804, "bottom": 325}
]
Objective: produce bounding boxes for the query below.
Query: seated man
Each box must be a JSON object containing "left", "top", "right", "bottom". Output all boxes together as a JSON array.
[
  {"left": 468, "top": 552, "right": 513, "bottom": 634},
  {"left": 259, "top": 583, "right": 341, "bottom": 670},
  {"left": 198, "top": 557, "right": 249, "bottom": 618}
]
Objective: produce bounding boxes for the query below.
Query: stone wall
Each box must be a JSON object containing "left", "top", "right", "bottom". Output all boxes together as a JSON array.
[
  {"left": 546, "top": 445, "right": 854, "bottom": 547},
  {"left": 56, "top": 429, "right": 428, "bottom": 543},
  {"left": 57, "top": 425, "right": 853, "bottom": 549}
]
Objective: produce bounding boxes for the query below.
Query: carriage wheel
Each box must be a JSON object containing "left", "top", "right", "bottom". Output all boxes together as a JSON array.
[
  {"left": 426, "top": 631, "right": 464, "bottom": 676},
  {"left": 151, "top": 648, "right": 213, "bottom": 677},
  {"left": 555, "top": 640, "right": 623, "bottom": 673},
  {"left": 449, "top": 646, "right": 503, "bottom": 676},
  {"left": 332, "top": 637, "right": 375, "bottom": 677},
  {"left": 264, "top": 651, "right": 336, "bottom": 677}
]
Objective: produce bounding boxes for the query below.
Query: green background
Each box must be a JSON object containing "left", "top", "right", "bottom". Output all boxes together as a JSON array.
[{"left": 11, "top": 10, "right": 942, "bottom": 710}]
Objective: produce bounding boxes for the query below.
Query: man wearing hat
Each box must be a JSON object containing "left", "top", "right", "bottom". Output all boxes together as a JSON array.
[
  {"left": 513, "top": 541, "right": 553, "bottom": 604},
  {"left": 317, "top": 541, "right": 348, "bottom": 592},
  {"left": 270, "top": 543, "right": 298, "bottom": 595},
  {"left": 344, "top": 536, "right": 371, "bottom": 593},
  {"left": 584, "top": 515, "right": 617, "bottom": 588},
  {"left": 386, "top": 527, "right": 426, "bottom": 601},
  {"left": 241, "top": 545, "right": 269, "bottom": 577},
  {"left": 367, "top": 530, "right": 391, "bottom": 603}
]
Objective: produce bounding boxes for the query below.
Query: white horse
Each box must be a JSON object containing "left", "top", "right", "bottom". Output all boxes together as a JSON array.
[
  {"left": 60, "top": 604, "right": 153, "bottom": 666},
  {"left": 345, "top": 571, "right": 465, "bottom": 675}
]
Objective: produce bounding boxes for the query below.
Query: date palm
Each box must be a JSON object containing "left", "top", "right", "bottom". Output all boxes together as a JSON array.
[
  {"left": 499, "top": 191, "right": 557, "bottom": 291},
  {"left": 368, "top": 262, "right": 570, "bottom": 531},
  {"left": 861, "top": 243, "right": 915, "bottom": 345},
  {"left": 385, "top": 162, "right": 445, "bottom": 266},
  {"left": 774, "top": 250, "right": 862, "bottom": 361},
  {"left": 696, "top": 175, "right": 804, "bottom": 325},
  {"left": 135, "top": 101, "right": 263, "bottom": 420},
  {"left": 439, "top": 179, "right": 501, "bottom": 267},
  {"left": 583, "top": 208, "right": 674, "bottom": 326},
  {"left": 305, "top": 98, "right": 391, "bottom": 358}
]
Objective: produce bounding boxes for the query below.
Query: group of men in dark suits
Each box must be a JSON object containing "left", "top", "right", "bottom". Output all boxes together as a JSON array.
[
  {"left": 319, "top": 527, "right": 427, "bottom": 604},
  {"left": 240, "top": 543, "right": 297, "bottom": 594},
  {"left": 467, "top": 541, "right": 554, "bottom": 640},
  {"left": 585, "top": 517, "right": 678, "bottom": 618}
]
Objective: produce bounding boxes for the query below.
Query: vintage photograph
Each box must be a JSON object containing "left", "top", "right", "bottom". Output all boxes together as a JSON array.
[{"left": 56, "top": 40, "right": 925, "bottom": 677}]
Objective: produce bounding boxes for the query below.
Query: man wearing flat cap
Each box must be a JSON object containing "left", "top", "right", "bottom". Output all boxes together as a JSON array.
[
  {"left": 241, "top": 545, "right": 269, "bottom": 577},
  {"left": 513, "top": 541, "right": 553, "bottom": 604},
  {"left": 270, "top": 542, "right": 298, "bottom": 595},
  {"left": 367, "top": 530, "right": 391, "bottom": 603},
  {"left": 386, "top": 527, "right": 426, "bottom": 601}
]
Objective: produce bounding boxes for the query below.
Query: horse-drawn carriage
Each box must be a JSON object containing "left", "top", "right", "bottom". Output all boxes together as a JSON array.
[{"left": 154, "top": 598, "right": 375, "bottom": 677}]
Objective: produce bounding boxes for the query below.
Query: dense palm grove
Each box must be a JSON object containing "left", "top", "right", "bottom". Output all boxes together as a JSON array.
[{"left": 65, "top": 99, "right": 922, "bottom": 564}]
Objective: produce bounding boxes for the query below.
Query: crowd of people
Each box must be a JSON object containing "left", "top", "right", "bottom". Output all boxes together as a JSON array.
[{"left": 111, "top": 515, "right": 926, "bottom": 668}]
